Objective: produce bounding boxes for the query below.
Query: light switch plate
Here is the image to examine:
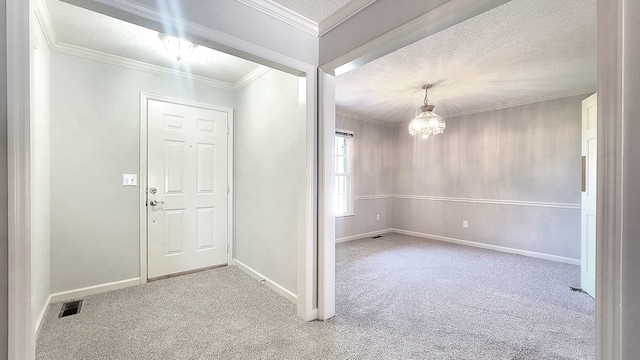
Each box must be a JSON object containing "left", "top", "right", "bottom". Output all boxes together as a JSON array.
[{"left": 123, "top": 174, "right": 137, "bottom": 186}]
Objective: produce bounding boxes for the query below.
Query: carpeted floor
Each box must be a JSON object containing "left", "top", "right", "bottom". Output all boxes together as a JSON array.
[{"left": 37, "top": 233, "right": 595, "bottom": 359}]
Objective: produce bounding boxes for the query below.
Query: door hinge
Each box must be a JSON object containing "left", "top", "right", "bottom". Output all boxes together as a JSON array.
[
  {"left": 227, "top": 185, "right": 230, "bottom": 194},
  {"left": 227, "top": 123, "right": 230, "bottom": 135}
]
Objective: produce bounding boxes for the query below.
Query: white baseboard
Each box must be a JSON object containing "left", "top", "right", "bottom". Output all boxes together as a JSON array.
[
  {"left": 233, "top": 260, "right": 297, "bottom": 304},
  {"left": 35, "top": 294, "right": 53, "bottom": 335},
  {"left": 390, "top": 229, "right": 580, "bottom": 265},
  {"left": 336, "top": 228, "right": 393, "bottom": 243},
  {"left": 49, "top": 278, "right": 142, "bottom": 304}
]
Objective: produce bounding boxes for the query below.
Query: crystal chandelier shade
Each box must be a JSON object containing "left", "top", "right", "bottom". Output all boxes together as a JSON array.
[{"left": 408, "top": 85, "right": 446, "bottom": 139}]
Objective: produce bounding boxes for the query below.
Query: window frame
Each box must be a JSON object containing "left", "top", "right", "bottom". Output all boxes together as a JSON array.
[{"left": 334, "top": 129, "right": 355, "bottom": 217}]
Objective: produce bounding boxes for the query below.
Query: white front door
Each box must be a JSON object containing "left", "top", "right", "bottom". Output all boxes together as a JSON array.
[
  {"left": 581, "top": 93, "right": 597, "bottom": 298},
  {"left": 147, "top": 99, "right": 230, "bottom": 279}
]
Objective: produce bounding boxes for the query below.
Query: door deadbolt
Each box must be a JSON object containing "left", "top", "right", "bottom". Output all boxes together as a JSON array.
[{"left": 149, "top": 187, "right": 158, "bottom": 194}]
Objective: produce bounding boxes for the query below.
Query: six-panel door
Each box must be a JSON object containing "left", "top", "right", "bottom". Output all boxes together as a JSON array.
[{"left": 147, "top": 99, "right": 229, "bottom": 279}]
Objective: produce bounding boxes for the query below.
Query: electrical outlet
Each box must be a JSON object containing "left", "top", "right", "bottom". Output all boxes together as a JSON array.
[
  {"left": 463, "top": 221, "right": 469, "bottom": 228},
  {"left": 376, "top": 214, "right": 380, "bottom": 221}
]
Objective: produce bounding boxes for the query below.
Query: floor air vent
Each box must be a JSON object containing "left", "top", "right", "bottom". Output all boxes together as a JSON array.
[
  {"left": 59, "top": 300, "right": 83, "bottom": 318},
  {"left": 371, "top": 235, "right": 382, "bottom": 239}
]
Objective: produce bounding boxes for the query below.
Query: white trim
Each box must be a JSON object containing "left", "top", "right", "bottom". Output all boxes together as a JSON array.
[
  {"left": 53, "top": 42, "right": 236, "bottom": 90},
  {"left": 336, "top": 229, "right": 391, "bottom": 243},
  {"left": 49, "top": 278, "right": 142, "bottom": 304},
  {"left": 318, "top": 0, "right": 377, "bottom": 36},
  {"left": 66, "top": 0, "right": 311, "bottom": 76},
  {"left": 236, "top": 0, "right": 318, "bottom": 36},
  {"left": 354, "top": 194, "right": 392, "bottom": 200},
  {"left": 35, "top": 276, "right": 139, "bottom": 334},
  {"left": 227, "top": 108, "right": 235, "bottom": 267},
  {"left": 34, "top": 294, "right": 52, "bottom": 336},
  {"left": 340, "top": 89, "right": 596, "bottom": 128},
  {"left": 323, "top": 0, "right": 511, "bottom": 75},
  {"left": 317, "top": 70, "right": 336, "bottom": 320},
  {"left": 353, "top": 194, "right": 580, "bottom": 210},
  {"left": 33, "top": 0, "right": 56, "bottom": 49},
  {"left": 595, "top": 0, "right": 623, "bottom": 358},
  {"left": 233, "top": 66, "right": 271, "bottom": 91},
  {"left": 139, "top": 93, "right": 235, "bottom": 282},
  {"left": 299, "top": 70, "right": 318, "bottom": 321},
  {"left": 392, "top": 194, "right": 581, "bottom": 210},
  {"left": 139, "top": 93, "right": 149, "bottom": 284},
  {"left": 32, "top": 0, "right": 275, "bottom": 92},
  {"left": 8, "top": 0, "right": 34, "bottom": 358},
  {"left": 442, "top": 88, "right": 597, "bottom": 119},
  {"left": 390, "top": 229, "right": 581, "bottom": 265},
  {"left": 335, "top": 213, "right": 355, "bottom": 219},
  {"left": 233, "top": 260, "right": 297, "bottom": 304},
  {"left": 336, "top": 109, "right": 393, "bottom": 127}
]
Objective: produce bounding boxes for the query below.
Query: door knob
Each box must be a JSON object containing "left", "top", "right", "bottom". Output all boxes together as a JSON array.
[{"left": 149, "top": 199, "right": 164, "bottom": 206}]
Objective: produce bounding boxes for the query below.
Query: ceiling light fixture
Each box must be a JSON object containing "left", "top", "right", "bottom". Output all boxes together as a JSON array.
[
  {"left": 158, "top": 33, "right": 196, "bottom": 62},
  {"left": 408, "top": 84, "right": 446, "bottom": 139}
]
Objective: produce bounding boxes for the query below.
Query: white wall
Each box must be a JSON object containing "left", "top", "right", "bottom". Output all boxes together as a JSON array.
[
  {"left": 234, "top": 69, "right": 306, "bottom": 295},
  {"left": 49, "top": 52, "right": 235, "bottom": 293},
  {"left": 31, "top": 14, "right": 51, "bottom": 331}
]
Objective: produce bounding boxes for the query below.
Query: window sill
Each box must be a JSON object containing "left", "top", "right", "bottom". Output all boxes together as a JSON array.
[{"left": 335, "top": 213, "right": 355, "bottom": 219}]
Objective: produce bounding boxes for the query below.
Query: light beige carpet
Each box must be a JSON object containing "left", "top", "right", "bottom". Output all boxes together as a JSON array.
[{"left": 37, "top": 233, "right": 594, "bottom": 359}]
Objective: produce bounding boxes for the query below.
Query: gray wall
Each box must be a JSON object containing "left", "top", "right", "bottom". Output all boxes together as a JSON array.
[
  {"left": 335, "top": 115, "right": 394, "bottom": 239},
  {"left": 621, "top": 0, "right": 640, "bottom": 356},
  {"left": 337, "top": 95, "right": 586, "bottom": 260},
  {"left": 31, "top": 15, "right": 51, "bottom": 331},
  {"left": 392, "top": 95, "right": 585, "bottom": 259},
  {"left": 49, "top": 52, "right": 235, "bottom": 293},
  {"left": 0, "top": 0, "right": 8, "bottom": 356},
  {"left": 234, "top": 69, "right": 306, "bottom": 294}
]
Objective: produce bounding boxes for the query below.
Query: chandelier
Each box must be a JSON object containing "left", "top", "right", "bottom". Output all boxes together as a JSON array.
[
  {"left": 408, "top": 84, "right": 446, "bottom": 139},
  {"left": 158, "top": 33, "right": 196, "bottom": 62}
]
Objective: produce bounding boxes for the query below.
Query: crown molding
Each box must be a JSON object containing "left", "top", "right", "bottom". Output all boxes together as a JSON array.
[
  {"left": 53, "top": 42, "right": 236, "bottom": 90},
  {"left": 34, "top": 0, "right": 57, "bottom": 48},
  {"left": 234, "top": 66, "right": 272, "bottom": 91},
  {"left": 318, "top": 0, "right": 376, "bottom": 36},
  {"left": 340, "top": 88, "right": 597, "bottom": 129},
  {"left": 442, "top": 88, "right": 597, "bottom": 119},
  {"left": 236, "top": 0, "right": 318, "bottom": 36},
  {"left": 236, "top": 0, "right": 377, "bottom": 38},
  {"left": 336, "top": 109, "right": 393, "bottom": 127},
  {"left": 33, "top": 0, "right": 281, "bottom": 92}
]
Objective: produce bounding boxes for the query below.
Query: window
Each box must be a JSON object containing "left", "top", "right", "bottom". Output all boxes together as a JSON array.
[{"left": 335, "top": 130, "right": 354, "bottom": 216}]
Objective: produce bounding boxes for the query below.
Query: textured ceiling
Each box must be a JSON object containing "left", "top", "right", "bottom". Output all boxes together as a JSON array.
[
  {"left": 44, "top": 0, "right": 261, "bottom": 86},
  {"left": 336, "top": 0, "right": 597, "bottom": 123},
  {"left": 43, "top": 0, "right": 596, "bottom": 124},
  {"left": 269, "top": 0, "right": 355, "bottom": 23}
]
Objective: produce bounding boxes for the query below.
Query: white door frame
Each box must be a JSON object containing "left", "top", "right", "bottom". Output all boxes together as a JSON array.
[{"left": 139, "top": 93, "right": 234, "bottom": 283}]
